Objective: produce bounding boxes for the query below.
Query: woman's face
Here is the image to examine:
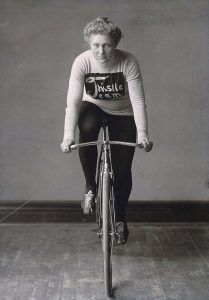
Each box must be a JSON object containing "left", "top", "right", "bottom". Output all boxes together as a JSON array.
[{"left": 89, "top": 33, "right": 116, "bottom": 64}]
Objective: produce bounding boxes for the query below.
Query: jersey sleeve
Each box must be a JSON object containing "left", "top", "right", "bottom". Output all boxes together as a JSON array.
[
  {"left": 63, "top": 55, "right": 85, "bottom": 140},
  {"left": 125, "top": 55, "right": 149, "bottom": 139}
]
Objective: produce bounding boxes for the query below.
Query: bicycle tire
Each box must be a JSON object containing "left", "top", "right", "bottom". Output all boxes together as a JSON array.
[
  {"left": 95, "top": 151, "right": 103, "bottom": 229},
  {"left": 102, "top": 170, "right": 112, "bottom": 297}
]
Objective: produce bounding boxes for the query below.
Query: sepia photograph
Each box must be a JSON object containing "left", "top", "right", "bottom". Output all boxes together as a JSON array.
[{"left": 0, "top": 0, "right": 209, "bottom": 299}]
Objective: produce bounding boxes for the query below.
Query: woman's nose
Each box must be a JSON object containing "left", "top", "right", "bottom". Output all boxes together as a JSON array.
[{"left": 98, "top": 46, "right": 104, "bottom": 55}]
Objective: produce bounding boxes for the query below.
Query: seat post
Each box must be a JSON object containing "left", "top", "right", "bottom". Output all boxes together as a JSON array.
[{"left": 102, "top": 119, "right": 108, "bottom": 141}]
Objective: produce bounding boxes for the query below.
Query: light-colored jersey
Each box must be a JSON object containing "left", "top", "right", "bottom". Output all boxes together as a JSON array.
[{"left": 64, "top": 49, "right": 148, "bottom": 140}]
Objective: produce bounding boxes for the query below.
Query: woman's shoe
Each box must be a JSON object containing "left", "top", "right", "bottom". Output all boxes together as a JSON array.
[
  {"left": 81, "top": 190, "right": 95, "bottom": 215},
  {"left": 116, "top": 221, "right": 129, "bottom": 244}
]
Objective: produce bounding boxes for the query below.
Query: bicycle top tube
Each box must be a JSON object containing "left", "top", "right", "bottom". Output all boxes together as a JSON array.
[{"left": 70, "top": 140, "right": 143, "bottom": 150}]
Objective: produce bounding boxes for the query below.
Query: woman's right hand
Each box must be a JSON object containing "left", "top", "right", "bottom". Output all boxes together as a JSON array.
[{"left": 60, "top": 139, "right": 75, "bottom": 153}]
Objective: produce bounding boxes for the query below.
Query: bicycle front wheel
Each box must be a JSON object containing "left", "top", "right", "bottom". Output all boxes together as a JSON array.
[{"left": 102, "top": 170, "right": 112, "bottom": 297}]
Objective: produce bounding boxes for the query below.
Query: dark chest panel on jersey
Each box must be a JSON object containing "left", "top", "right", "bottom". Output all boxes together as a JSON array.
[{"left": 84, "top": 72, "right": 125, "bottom": 100}]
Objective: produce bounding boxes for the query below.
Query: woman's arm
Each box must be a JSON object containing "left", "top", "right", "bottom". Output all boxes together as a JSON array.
[
  {"left": 128, "top": 78, "right": 148, "bottom": 140},
  {"left": 126, "top": 55, "right": 151, "bottom": 149},
  {"left": 63, "top": 80, "right": 84, "bottom": 141},
  {"left": 129, "top": 79, "right": 152, "bottom": 151},
  {"left": 62, "top": 55, "right": 85, "bottom": 142},
  {"left": 61, "top": 77, "right": 84, "bottom": 153}
]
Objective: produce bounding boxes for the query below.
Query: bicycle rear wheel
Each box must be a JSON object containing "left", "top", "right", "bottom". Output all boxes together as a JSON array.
[{"left": 102, "top": 170, "right": 112, "bottom": 297}]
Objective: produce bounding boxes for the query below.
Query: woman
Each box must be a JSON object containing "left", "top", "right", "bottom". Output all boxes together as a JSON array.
[{"left": 61, "top": 17, "right": 152, "bottom": 244}]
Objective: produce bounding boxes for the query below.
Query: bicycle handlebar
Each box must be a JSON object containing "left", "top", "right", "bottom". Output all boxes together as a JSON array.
[{"left": 70, "top": 141, "right": 146, "bottom": 150}]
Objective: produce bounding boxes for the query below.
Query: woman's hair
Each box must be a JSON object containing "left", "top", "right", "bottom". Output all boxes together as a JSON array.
[{"left": 83, "top": 17, "right": 123, "bottom": 46}]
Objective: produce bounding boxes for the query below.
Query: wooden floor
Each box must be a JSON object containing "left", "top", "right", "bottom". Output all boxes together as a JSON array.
[{"left": 0, "top": 223, "right": 209, "bottom": 300}]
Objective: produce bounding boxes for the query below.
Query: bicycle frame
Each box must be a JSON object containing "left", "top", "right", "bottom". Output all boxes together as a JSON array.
[
  {"left": 71, "top": 122, "right": 138, "bottom": 241},
  {"left": 70, "top": 122, "right": 141, "bottom": 297}
]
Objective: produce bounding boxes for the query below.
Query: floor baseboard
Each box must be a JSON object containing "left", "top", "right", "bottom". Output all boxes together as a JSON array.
[{"left": 0, "top": 200, "right": 209, "bottom": 223}]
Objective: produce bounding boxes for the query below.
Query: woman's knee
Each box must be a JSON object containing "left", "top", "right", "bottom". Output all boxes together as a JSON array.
[
  {"left": 78, "top": 103, "right": 103, "bottom": 140},
  {"left": 78, "top": 118, "right": 100, "bottom": 140}
]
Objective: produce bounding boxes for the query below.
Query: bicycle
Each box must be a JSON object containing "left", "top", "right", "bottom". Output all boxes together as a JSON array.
[{"left": 70, "top": 120, "right": 153, "bottom": 297}]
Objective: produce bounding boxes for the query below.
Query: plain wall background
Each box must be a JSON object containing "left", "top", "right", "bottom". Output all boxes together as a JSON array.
[{"left": 0, "top": 0, "right": 209, "bottom": 202}]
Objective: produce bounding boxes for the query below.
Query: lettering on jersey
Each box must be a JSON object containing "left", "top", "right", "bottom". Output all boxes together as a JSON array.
[{"left": 85, "top": 72, "right": 125, "bottom": 99}]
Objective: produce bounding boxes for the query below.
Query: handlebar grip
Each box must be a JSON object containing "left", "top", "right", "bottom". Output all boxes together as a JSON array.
[
  {"left": 70, "top": 144, "right": 78, "bottom": 150},
  {"left": 138, "top": 141, "right": 153, "bottom": 151}
]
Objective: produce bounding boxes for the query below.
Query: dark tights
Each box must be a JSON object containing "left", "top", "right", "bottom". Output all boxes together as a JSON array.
[{"left": 78, "top": 101, "right": 136, "bottom": 222}]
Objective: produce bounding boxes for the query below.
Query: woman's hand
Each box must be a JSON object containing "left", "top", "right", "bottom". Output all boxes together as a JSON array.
[
  {"left": 60, "top": 139, "right": 75, "bottom": 153},
  {"left": 138, "top": 137, "right": 153, "bottom": 152}
]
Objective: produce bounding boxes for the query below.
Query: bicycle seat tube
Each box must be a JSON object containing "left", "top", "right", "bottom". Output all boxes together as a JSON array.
[{"left": 101, "top": 120, "right": 111, "bottom": 173}]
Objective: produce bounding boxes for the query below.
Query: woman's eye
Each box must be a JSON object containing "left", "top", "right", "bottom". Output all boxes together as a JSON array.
[
  {"left": 93, "top": 44, "right": 111, "bottom": 48},
  {"left": 105, "top": 44, "right": 111, "bottom": 48}
]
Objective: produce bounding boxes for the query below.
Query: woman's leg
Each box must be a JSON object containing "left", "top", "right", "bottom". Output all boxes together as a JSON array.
[
  {"left": 78, "top": 101, "right": 104, "bottom": 193},
  {"left": 107, "top": 114, "right": 137, "bottom": 222}
]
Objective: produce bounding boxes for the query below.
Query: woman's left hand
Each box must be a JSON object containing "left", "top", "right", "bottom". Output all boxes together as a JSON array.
[{"left": 138, "top": 138, "right": 153, "bottom": 152}]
